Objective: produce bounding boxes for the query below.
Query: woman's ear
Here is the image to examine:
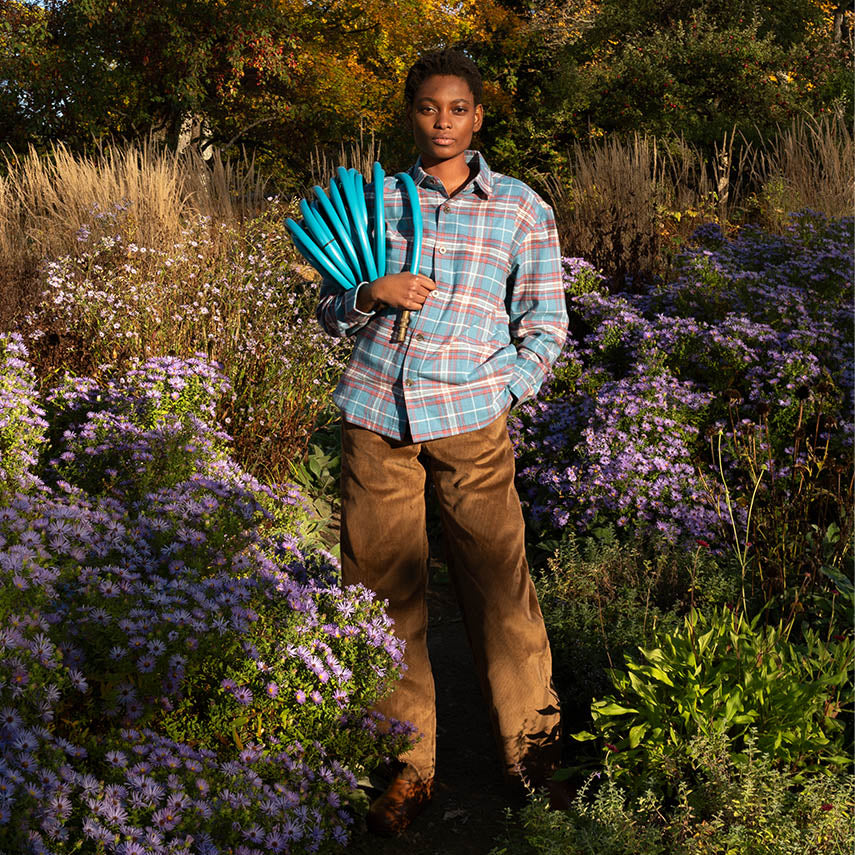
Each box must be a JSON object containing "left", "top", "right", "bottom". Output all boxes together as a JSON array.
[{"left": 474, "top": 103, "right": 484, "bottom": 133}]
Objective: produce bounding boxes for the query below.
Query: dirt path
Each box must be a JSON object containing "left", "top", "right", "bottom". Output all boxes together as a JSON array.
[{"left": 346, "top": 571, "right": 529, "bottom": 854}]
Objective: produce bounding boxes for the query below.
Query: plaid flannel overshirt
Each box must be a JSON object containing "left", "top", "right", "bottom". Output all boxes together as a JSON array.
[{"left": 316, "top": 151, "right": 568, "bottom": 442}]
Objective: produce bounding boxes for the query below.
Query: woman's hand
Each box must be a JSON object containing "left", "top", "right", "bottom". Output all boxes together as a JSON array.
[{"left": 356, "top": 273, "right": 436, "bottom": 313}]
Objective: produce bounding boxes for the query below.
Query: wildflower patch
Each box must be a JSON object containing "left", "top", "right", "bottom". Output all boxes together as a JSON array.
[{"left": 0, "top": 336, "right": 415, "bottom": 854}]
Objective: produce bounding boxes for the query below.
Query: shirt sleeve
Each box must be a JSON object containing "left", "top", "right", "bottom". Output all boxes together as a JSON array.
[
  {"left": 316, "top": 279, "right": 376, "bottom": 338},
  {"left": 506, "top": 203, "right": 568, "bottom": 405}
]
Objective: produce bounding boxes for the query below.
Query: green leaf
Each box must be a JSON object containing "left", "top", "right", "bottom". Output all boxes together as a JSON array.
[
  {"left": 645, "top": 666, "right": 675, "bottom": 687},
  {"left": 724, "top": 690, "right": 742, "bottom": 722},
  {"left": 641, "top": 647, "right": 667, "bottom": 664},
  {"left": 571, "top": 730, "right": 597, "bottom": 742},
  {"left": 594, "top": 702, "right": 639, "bottom": 716},
  {"left": 697, "top": 627, "right": 715, "bottom": 654},
  {"left": 627, "top": 670, "right": 647, "bottom": 693},
  {"left": 628, "top": 723, "right": 647, "bottom": 748}
]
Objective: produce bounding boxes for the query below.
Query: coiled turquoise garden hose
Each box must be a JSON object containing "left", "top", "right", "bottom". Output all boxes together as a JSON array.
[{"left": 286, "top": 163, "right": 423, "bottom": 342}]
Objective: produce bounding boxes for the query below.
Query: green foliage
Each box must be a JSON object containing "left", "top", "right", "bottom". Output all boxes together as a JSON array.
[
  {"left": 287, "top": 423, "right": 342, "bottom": 553},
  {"left": 0, "top": 0, "right": 295, "bottom": 151},
  {"left": 480, "top": 2, "right": 851, "bottom": 178},
  {"left": 495, "top": 776, "right": 670, "bottom": 855},
  {"left": 0, "top": 0, "right": 507, "bottom": 184},
  {"left": 3, "top": 0, "right": 849, "bottom": 187},
  {"left": 158, "top": 588, "right": 412, "bottom": 766},
  {"left": 581, "top": 11, "right": 848, "bottom": 147},
  {"left": 492, "top": 733, "right": 855, "bottom": 855},
  {"left": 535, "top": 535, "right": 736, "bottom": 723},
  {"left": 577, "top": 607, "right": 854, "bottom": 783},
  {"left": 0, "top": 334, "right": 46, "bottom": 494}
]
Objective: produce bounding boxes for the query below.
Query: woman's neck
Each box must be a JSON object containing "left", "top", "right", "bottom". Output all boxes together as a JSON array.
[{"left": 422, "top": 154, "right": 475, "bottom": 198}]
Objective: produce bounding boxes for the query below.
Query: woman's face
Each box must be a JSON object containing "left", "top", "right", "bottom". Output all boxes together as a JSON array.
[{"left": 409, "top": 74, "right": 483, "bottom": 168}]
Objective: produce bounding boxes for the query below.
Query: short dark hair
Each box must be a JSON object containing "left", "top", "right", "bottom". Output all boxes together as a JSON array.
[{"left": 404, "top": 49, "right": 483, "bottom": 106}]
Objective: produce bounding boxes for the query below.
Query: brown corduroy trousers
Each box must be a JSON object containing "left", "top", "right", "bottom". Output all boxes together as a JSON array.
[{"left": 340, "top": 410, "right": 561, "bottom": 784}]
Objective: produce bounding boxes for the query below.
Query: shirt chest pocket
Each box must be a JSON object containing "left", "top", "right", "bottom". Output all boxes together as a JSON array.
[{"left": 416, "top": 326, "right": 516, "bottom": 385}]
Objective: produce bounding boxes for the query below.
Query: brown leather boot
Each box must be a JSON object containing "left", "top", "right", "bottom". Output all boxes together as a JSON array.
[{"left": 366, "top": 766, "right": 435, "bottom": 836}]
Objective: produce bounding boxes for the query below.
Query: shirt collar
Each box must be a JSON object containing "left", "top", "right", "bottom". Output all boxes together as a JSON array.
[{"left": 409, "top": 150, "right": 493, "bottom": 198}]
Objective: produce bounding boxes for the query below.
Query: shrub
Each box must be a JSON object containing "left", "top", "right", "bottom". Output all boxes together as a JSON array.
[
  {"left": 535, "top": 534, "right": 737, "bottom": 725},
  {"left": 492, "top": 734, "right": 855, "bottom": 855},
  {"left": 577, "top": 607, "right": 853, "bottom": 786},
  {"left": 511, "top": 213, "right": 853, "bottom": 572},
  {"left": 23, "top": 200, "right": 351, "bottom": 475},
  {"left": 0, "top": 332, "right": 47, "bottom": 494},
  {"left": 0, "top": 334, "right": 414, "bottom": 854}
]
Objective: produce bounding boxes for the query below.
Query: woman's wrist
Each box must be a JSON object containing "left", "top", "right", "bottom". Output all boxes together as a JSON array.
[{"left": 355, "top": 281, "right": 381, "bottom": 313}]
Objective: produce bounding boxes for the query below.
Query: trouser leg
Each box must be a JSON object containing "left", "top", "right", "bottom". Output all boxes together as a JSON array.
[
  {"left": 339, "top": 420, "right": 435, "bottom": 781},
  {"left": 424, "top": 411, "right": 562, "bottom": 782}
]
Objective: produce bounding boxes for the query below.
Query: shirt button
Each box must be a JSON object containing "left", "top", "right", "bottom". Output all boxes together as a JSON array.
[
  {"left": 438, "top": 246, "right": 447, "bottom": 254},
  {"left": 442, "top": 204, "right": 451, "bottom": 213},
  {"left": 415, "top": 333, "right": 424, "bottom": 341},
  {"left": 405, "top": 379, "right": 414, "bottom": 387}
]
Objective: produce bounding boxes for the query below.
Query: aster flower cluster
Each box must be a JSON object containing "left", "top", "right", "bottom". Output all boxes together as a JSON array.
[
  {"left": 0, "top": 338, "right": 414, "bottom": 853},
  {"left": 42, "top": 354, "right": 234, "bottom": 503},
  {"left": 0, "top": 333, "right": 48, "bottom": 495},
  {"left": 510, "top": 212, "right": 853, "bottom": 546},
  {"left": 560, "top": 257, "right": 607, "bottom": 297}
]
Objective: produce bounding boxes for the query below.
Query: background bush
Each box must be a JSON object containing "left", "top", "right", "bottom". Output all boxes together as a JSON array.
[
  {"left": 1, "top": 0, "right": 850, "bottom": 188},
  {"left": 21, "top": 198, "right": 350, "bottom": 477},
  {"left": 535, "top": 534, "right": 736, "bottom": 728},
  {"left": 580, "top": 608, "right": 853, "bottom": 783},
  {"left": 511, "top": 213, "right": 853, "bottom": 589}
]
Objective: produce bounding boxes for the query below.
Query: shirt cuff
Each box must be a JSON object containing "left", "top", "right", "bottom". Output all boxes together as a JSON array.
[
  {"left": 335, "top": 282, "right": 376, "bottom": 335},
  {"left": 507, "top": 355, "right": 544, "bottom": 406},
  {"left": 351, "top": 282, "right": 377, "bottom": 318}
]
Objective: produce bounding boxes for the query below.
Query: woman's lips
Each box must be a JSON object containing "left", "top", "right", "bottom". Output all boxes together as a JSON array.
[{"left": 432, "top": 137, "right": 454, "bottom": 145}]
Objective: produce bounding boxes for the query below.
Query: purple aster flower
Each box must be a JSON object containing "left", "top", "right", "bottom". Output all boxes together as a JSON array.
[{"left": 232, "top": 686, "right": 253, "bottom": 705}]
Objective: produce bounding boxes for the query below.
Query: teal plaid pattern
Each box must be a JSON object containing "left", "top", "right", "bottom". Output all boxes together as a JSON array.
[{"left": 316, "top": 151, "right": 568, "bottom": 442}]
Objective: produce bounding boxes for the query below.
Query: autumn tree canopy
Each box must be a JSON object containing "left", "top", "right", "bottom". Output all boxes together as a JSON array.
[
  {"left": 470, "top": 0, "right": 852, "bottom": 176},
  {"left": 0, "top": 0, "right": 515, "bottom": 173},
  {"left": 0, "top": 0, "right": 850, "bottom": 183}
]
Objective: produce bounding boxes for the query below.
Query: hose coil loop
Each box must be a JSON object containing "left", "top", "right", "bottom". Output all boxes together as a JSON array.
[{"left": 286, "top": 162, "right": 423, "bottom": 343}]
